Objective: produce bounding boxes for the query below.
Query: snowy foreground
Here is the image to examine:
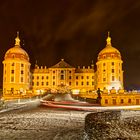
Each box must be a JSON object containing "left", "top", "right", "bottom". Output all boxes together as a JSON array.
[
  {"left": 0, "top": 100, "right": 140, "bottom": 140},
  {"left": 0, "top": 100, "right": 88, "bottom": 140}
]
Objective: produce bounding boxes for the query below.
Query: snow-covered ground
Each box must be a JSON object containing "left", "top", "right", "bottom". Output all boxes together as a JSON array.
[
  {"left": 0, "top": 99, "right": 140, "bottom": 140},
  {"left": 0, "top": 100, "right": 89, "bottom": 140}
]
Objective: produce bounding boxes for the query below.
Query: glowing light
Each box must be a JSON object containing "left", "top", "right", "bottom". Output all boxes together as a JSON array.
[
  {"left": 35, "top": 89, "right": 44, "bottom": 95},
  {"left": 106, "top": 81, "right": 122, "bottom": 91},
  {"left": 72, "top": 89, "right": 80, "bottom": 95}
]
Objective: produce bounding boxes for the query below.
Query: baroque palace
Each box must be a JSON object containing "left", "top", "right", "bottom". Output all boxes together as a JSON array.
[{"left": 2, "top": 32, "right": 140, "bottom": 106}]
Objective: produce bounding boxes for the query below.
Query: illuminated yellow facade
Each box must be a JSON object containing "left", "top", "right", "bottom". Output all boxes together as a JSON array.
[
  {"left": 2, "top": 32, "right": 140, "bottom": 105},
  {"left": 96, "top": 32, "right": 123, "bottom": 90},
  {"left": 2, "top": 32, "right": 31, "bottom": 99},
  {"left": 32, "top": 59, "right": 95, "bottom": 94},
  {"left": 80, "top": 89, "right": 140, "bottom": 106}
]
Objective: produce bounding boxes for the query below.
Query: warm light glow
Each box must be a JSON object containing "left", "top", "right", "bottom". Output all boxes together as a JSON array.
[
  {"left": 2, "top": 32, "right": 140, "bottom": 107},
  {"left": 106, "top": 81, "right": 122, "bottom": 91},
  {"left": 72, "top": 89, "right": 80, "bottom": 95}
]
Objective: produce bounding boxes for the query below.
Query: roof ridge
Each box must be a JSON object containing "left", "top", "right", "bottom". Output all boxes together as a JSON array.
[{"left": 51, "top": 59, "right": 74, "bottom": 68}]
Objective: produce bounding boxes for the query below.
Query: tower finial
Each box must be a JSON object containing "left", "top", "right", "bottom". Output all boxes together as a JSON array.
[
  {"left": 91, "top": 60, "right": 94, "bottom": 69},
  {"left": 15, "top": 31, "right": 20, "bottom": 46},
  {"left": 108, "top": 31, "right": 110, "bottom": 37},
  {"left": 17, "top": 31, "right": 19, "bottom": 37},
  {"left": 106, "top": 31, "right": 111, "bottom": 46},
  {"left": 35, "top": 60, "right": 38, "bottom": 68}
]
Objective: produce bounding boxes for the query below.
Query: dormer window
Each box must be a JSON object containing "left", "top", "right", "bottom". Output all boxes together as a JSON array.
[
  {"left": 111, "top": 54, "right": 114, "bottom": 58},
  {"left": 12, "top": 54, "right": 15, "bottom": 58}
]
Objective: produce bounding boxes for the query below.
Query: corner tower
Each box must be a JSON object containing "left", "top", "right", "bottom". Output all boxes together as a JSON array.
[
  {"left": 96, "top": 32, "right": 123, "bottom": 90},
  {"left": 3, "top": 32, "right": 31, "bottom": 99}
]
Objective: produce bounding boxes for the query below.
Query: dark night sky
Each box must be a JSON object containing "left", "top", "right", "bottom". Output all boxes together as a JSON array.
[{"left": 0, "top": 0, "right": 140, "bottom": 89}]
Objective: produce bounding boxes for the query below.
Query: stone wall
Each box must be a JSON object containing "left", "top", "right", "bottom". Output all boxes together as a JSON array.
[{"left": 85, "top": 111, "right": 140, "bottom": 140}]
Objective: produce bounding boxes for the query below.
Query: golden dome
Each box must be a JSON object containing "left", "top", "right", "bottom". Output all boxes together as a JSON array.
[
  {"left": 98, "top": 32, "right": 121, "bottom": 60},
  {"left": 4, "top": 32, "right": 29, "bottom": 61}
]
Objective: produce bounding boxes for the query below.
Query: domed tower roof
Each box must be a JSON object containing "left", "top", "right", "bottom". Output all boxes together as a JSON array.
[
  {"left": 4, "top": 32, "right": 29, "bottom": 61},
  {"left": 98, "top": 32, "right": 121, "bottom": 60}
]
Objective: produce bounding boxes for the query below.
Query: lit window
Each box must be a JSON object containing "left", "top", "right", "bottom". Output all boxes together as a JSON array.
[
  {"left": 119, "top": 70, "right": 120, "bottom": 73},
  {"left": 21, "top": 70, "right": 24, "bottom": 74},
  {"left": 136, "top": 99, "right": 139, "bottom": 105},
  {"left": 119, "top": 76, "right": 121, "bottom": 81},
  {"left": 46, "top": 82, "right": 48, "bottom": 86},
  {"left": 112, "top": 69, "right": 114, "bottom": 73},
  {"left": 103, "top": 78, "right": 106, "bottom": 81},
  {"left": 60, "top": 75, "right": 64, "bottom": 80},
  {"left": 112, "top": 99, "right": 116, "bottom": 105},
  {"left": 11, "top": 70, "right": 14, "bottom": 74},
  {"left": 120, "top": 99, "right": 124, "bottom": 104},
  {"left": 21, "top": 64, "right": 24, "bottom": 67},
  {"left": 111, "top": 54, "right": 114, "bottom": 58},
  {"left": 11, "top": 77, "right": 14, "bottom": 82},
  {"left": 61, "top": 70, "right": 64, "bottom": 73},
  {"left": 53, "top": 82, "right": 55, "bottom": 85},
  {"left": 112, "top": 76, "right": 115, "bottom": 81},
  {"left": 128, "top": 99, "right": 131, "bottom": 103},
  {"left": 105, "top": 99, "right": 108, "bottom": 104},
  {"left": 21, "top": 77, "right": 23, "bottom": 82},
  {"left": 12, "top": 55, "right": 15, "bottom": 58}
]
